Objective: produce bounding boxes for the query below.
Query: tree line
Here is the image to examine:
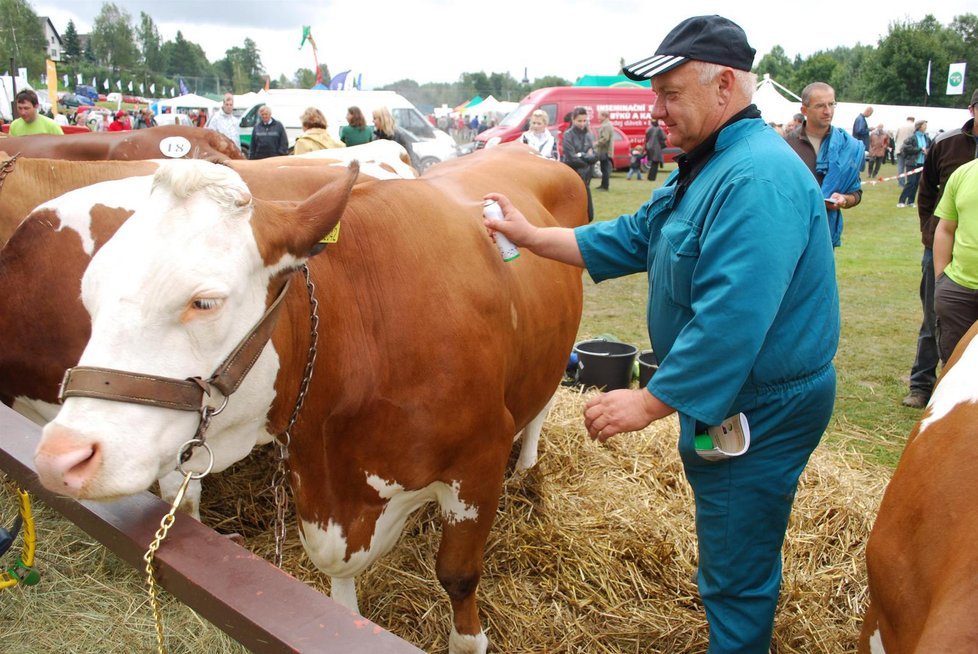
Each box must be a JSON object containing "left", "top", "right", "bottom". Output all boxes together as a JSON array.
[{"left": 2, "top": 0, "right": 975, "bottom": 112}]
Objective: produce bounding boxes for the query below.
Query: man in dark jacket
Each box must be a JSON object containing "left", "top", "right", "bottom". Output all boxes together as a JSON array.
[
  {"left": 561, "top": 106, "right": 596, "bottom": 221},
  {"left": 852, "top": 106, "right": 873, "bottom": 174},
  {"left": 901, "top": 89, "right": 978, "bottom": 408},
  {"left": 249, "top": 105, "right": 288, "bottom": 160}
]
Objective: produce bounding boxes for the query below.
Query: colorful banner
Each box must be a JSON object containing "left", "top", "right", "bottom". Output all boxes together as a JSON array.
[
  {"left": 46, "top": 59, "right": 58, "bottom": 113},
  {"left": 947, "top": 62, "right": 966, "bottom": 95}
]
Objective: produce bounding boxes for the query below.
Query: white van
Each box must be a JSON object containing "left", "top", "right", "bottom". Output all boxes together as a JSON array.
[{"left": 238, "top": 89, "right": 458, "bottom": 171}]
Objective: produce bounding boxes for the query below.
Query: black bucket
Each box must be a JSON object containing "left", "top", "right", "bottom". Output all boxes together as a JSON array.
[
  {"left": 637, "top": 350, "right": 659, "bottom": 388},
  {"left": 572, "top": 339, "right": 638, "bottom": 390}
]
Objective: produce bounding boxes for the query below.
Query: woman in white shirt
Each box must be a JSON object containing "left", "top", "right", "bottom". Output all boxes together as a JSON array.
[{"left": 520, "top": 109, "right": 557, "bottom": 159}]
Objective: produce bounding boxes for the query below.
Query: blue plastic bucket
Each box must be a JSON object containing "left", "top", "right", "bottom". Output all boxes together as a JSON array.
[{"left": 572, "top": 339, "right": 638, "bottom": 390}]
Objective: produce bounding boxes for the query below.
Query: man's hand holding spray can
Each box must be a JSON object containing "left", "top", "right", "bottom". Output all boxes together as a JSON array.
[{"left": 482, "top": 199, "right": 520, "bottom": 262}]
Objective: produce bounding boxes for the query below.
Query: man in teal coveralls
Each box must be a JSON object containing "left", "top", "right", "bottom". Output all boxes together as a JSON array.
[{"left": 485, "top": 15, "right": 839, "bottom": 653}]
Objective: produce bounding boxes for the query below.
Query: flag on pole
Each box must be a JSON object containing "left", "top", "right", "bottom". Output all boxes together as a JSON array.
[
  {"left": 103, "top": 78, "right": 109, "bottom": 90},
  {"left": 150, "top": 83, "right": 155, "bottom": 95},
  {"left": 925, "top": 60, "right": 931, "bottom": 96},
  {"left": 76, "top": 73, "right": 83, "bottom": 84},
  {"left": 127, "top": 80, "right": 133, "bottom": 92},
  {"left": 47, "top": 60, "right": 59, "bottom": 114},
  {"left": 178, "top": 78, "right": 188, "bottom": 95},
  {"left": 139, "top": 82, "right": 144, "bottom": 94},
  {"left": 62, "top": 73, "right": 68, "bottom": 86},
  {"left": 116, "top": 80, "right": 122, "bottom": 90},
  {"left": 947, "top": 62, "right": 967, "bottom": 95},
  {"left": 92, "top": 76, "right": 96, "bottom": 87}
]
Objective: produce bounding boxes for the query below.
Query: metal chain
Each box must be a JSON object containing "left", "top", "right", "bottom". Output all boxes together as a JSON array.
[
  {"left": 272, "top": 263, "right": 319, "bottom": 567},
  {"left": 142, "top": 405, "right": 218, "bottom": 654},
  {"left": 143, "top": 470, "right": 194, "bottom": 654},
  {"left": 0, "top": 153, "right": 21, "bottom": 195}
]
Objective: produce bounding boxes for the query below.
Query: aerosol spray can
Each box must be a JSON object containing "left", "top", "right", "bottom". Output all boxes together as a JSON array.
[{"left": 482, "top": 199, "right": 520, "bottom": 262}]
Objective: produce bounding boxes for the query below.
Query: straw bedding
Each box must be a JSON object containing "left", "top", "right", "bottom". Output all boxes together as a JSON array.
[{"left": 1, "top": 386, "right": 887, "bottom": 653}]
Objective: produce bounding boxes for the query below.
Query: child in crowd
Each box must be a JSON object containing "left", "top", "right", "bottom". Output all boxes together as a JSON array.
[{"left": 626, "top": 144, "right": 645, "bottom": 180}]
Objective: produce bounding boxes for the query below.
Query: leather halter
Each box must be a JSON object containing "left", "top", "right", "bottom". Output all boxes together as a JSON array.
[{"left": 59, "top": 277, "right": 292, "bottom": 411}]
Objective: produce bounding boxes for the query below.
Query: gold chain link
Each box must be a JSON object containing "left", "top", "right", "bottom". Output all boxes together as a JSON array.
[{"left": 143, "top": 470, "right": 194, "bottom": 654}]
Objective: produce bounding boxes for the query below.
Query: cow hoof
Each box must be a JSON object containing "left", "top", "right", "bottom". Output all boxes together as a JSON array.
[{"left": 449, "top": 628, "right": 488, "bottom": 654}]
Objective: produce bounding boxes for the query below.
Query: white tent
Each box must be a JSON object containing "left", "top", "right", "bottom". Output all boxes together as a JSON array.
[
  {"left": 156, "top": 93, "right": 220, "bottom": 111},
  {"left": 465, "top": 95, "right": 518, "bottom": 117},
  {"left": 754, "top": 75, "right": 970, "bottom": 137},
  {"left": 832, "top": 101, "right": 969, "bottom": 139},
  {"left": 753, "top": 76, "right": 800, "bottom": 126},
  {"left": 0, "top": 76, "right": 50, "bottom": 122}
]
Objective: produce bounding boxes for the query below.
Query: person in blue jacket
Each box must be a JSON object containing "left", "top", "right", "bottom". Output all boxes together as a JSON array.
[{"left": 484, "top": 15, "right": 839, "bottom": 654}]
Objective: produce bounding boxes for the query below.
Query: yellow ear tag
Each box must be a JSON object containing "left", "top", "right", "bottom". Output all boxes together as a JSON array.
[{"left": 319, "top": 222, "right": 341, "bottom": 244}]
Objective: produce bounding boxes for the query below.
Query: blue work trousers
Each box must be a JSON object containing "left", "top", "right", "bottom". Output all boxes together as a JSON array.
[{"left": 678, "top": 365, "right": 836, "bottom": 653}]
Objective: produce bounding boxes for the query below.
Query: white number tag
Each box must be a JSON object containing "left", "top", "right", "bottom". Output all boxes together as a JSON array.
[{"left": 159, "top": 136, "right": 192, "bottom": 158}]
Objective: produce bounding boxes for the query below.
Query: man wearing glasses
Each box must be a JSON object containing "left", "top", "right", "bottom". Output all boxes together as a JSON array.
[{"left": 785, "top": 82, "right": 863, "bottom": 247}]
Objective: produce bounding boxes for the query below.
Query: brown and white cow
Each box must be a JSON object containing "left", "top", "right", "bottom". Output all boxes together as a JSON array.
[
  {"left": 0, "top": 143, "right": 415, "bottom": 246},
  {"left": 0, "top": 125, "right": 243, "bottom": 162},
  {"left": 1, "top": 149, "right": 417, "bottom": 513},
  {"left": 859, "top": 321, "right": 978, "bottom": 652},
  {"left": 32, "top": 144, "right": 585, "bottom": 652}
]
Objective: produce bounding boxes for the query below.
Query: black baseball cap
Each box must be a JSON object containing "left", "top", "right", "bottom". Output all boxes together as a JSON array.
[{"left": 623, "top": 15, "right": 756, "bottom": 81}]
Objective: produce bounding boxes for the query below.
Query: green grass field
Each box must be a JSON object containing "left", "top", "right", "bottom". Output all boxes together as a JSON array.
[{"left": 583, "top": 162, "right": 924, "bottom": 467}]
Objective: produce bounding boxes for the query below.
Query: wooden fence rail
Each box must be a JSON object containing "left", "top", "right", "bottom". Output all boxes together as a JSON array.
[{"left": 0, "top": 404, "right": 423, "bottom": 654}]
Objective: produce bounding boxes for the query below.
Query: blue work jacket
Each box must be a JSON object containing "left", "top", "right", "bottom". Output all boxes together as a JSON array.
[{"left": 575, "top": 118, "right": 840, "bottom": 428}]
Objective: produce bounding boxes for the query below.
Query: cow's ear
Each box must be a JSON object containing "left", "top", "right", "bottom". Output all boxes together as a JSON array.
[{"left": 251, "top": 162, "right": 359, "bottom": 264}]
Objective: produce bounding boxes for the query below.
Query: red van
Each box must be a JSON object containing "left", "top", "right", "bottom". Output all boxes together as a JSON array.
[{"left": 473, "top": 86, "right": 680, "bottom": 168}]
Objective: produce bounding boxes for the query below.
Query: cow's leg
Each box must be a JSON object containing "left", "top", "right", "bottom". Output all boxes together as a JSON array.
[
  {"left": 858, "top": 601, "right": 886, "bottom": 653},
  {"left": 330, "top": 576, "right": 359, "bottom": 613},
  {"left": 514, "top": 393, "right": 556, "bottom": 471},
  {"left": 435, "top": 482, "right": 505, "bottom": 654},
  {"left": 158, "top": 471, "right": 202, "bottom": 520}
]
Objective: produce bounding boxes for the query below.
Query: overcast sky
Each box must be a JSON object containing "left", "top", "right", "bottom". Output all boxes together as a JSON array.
[{"left": 32, "top": 0, "right": 973, "bottom": 91}]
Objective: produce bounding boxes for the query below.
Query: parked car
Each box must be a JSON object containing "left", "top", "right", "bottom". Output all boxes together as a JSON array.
[
  {"left": 58, "top": 93, "right": 94, "bottom": 109},
  {"left": 75, "top": 84, "right": 100, "bottom": 103}
]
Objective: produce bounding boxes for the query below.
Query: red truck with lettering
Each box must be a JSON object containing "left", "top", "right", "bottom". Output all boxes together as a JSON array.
[{"left": 473, "top": 86, "right": 680, "bottom": 168}]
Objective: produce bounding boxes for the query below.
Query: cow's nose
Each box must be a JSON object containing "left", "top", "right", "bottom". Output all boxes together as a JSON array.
[{"left": 34, "top": 423, "right": 102, "bottom": 496}]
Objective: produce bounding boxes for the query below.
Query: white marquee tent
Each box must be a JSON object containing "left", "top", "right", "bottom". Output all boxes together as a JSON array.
[
  {"left": 753, "top": 75, "right": 971, "bottom": 137},
  {"left": 464, "top": 95, "right": 518, "bottom": 117}
]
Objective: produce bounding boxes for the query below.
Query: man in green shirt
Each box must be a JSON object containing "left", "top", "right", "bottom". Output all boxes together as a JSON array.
[
  {"left": 9, "top": 89, "right": 64, "bottom": 136},
  {"left": 933, "top": 157, "right": 978, "bottom": 362}
]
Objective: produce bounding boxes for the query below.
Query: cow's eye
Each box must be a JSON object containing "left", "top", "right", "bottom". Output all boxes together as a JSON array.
[{"left": 191, "top": 297, "right": 223, "bottom": 311}]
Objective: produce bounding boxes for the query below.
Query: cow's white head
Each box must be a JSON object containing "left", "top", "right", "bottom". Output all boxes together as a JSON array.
[{"left": 35, "top": 159, "right": 357, "bottom": 499}]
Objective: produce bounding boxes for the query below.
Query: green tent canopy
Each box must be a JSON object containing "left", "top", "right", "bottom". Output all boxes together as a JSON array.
[{"left": 573, "top": 75, "right": 650, "bottom": 88}]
